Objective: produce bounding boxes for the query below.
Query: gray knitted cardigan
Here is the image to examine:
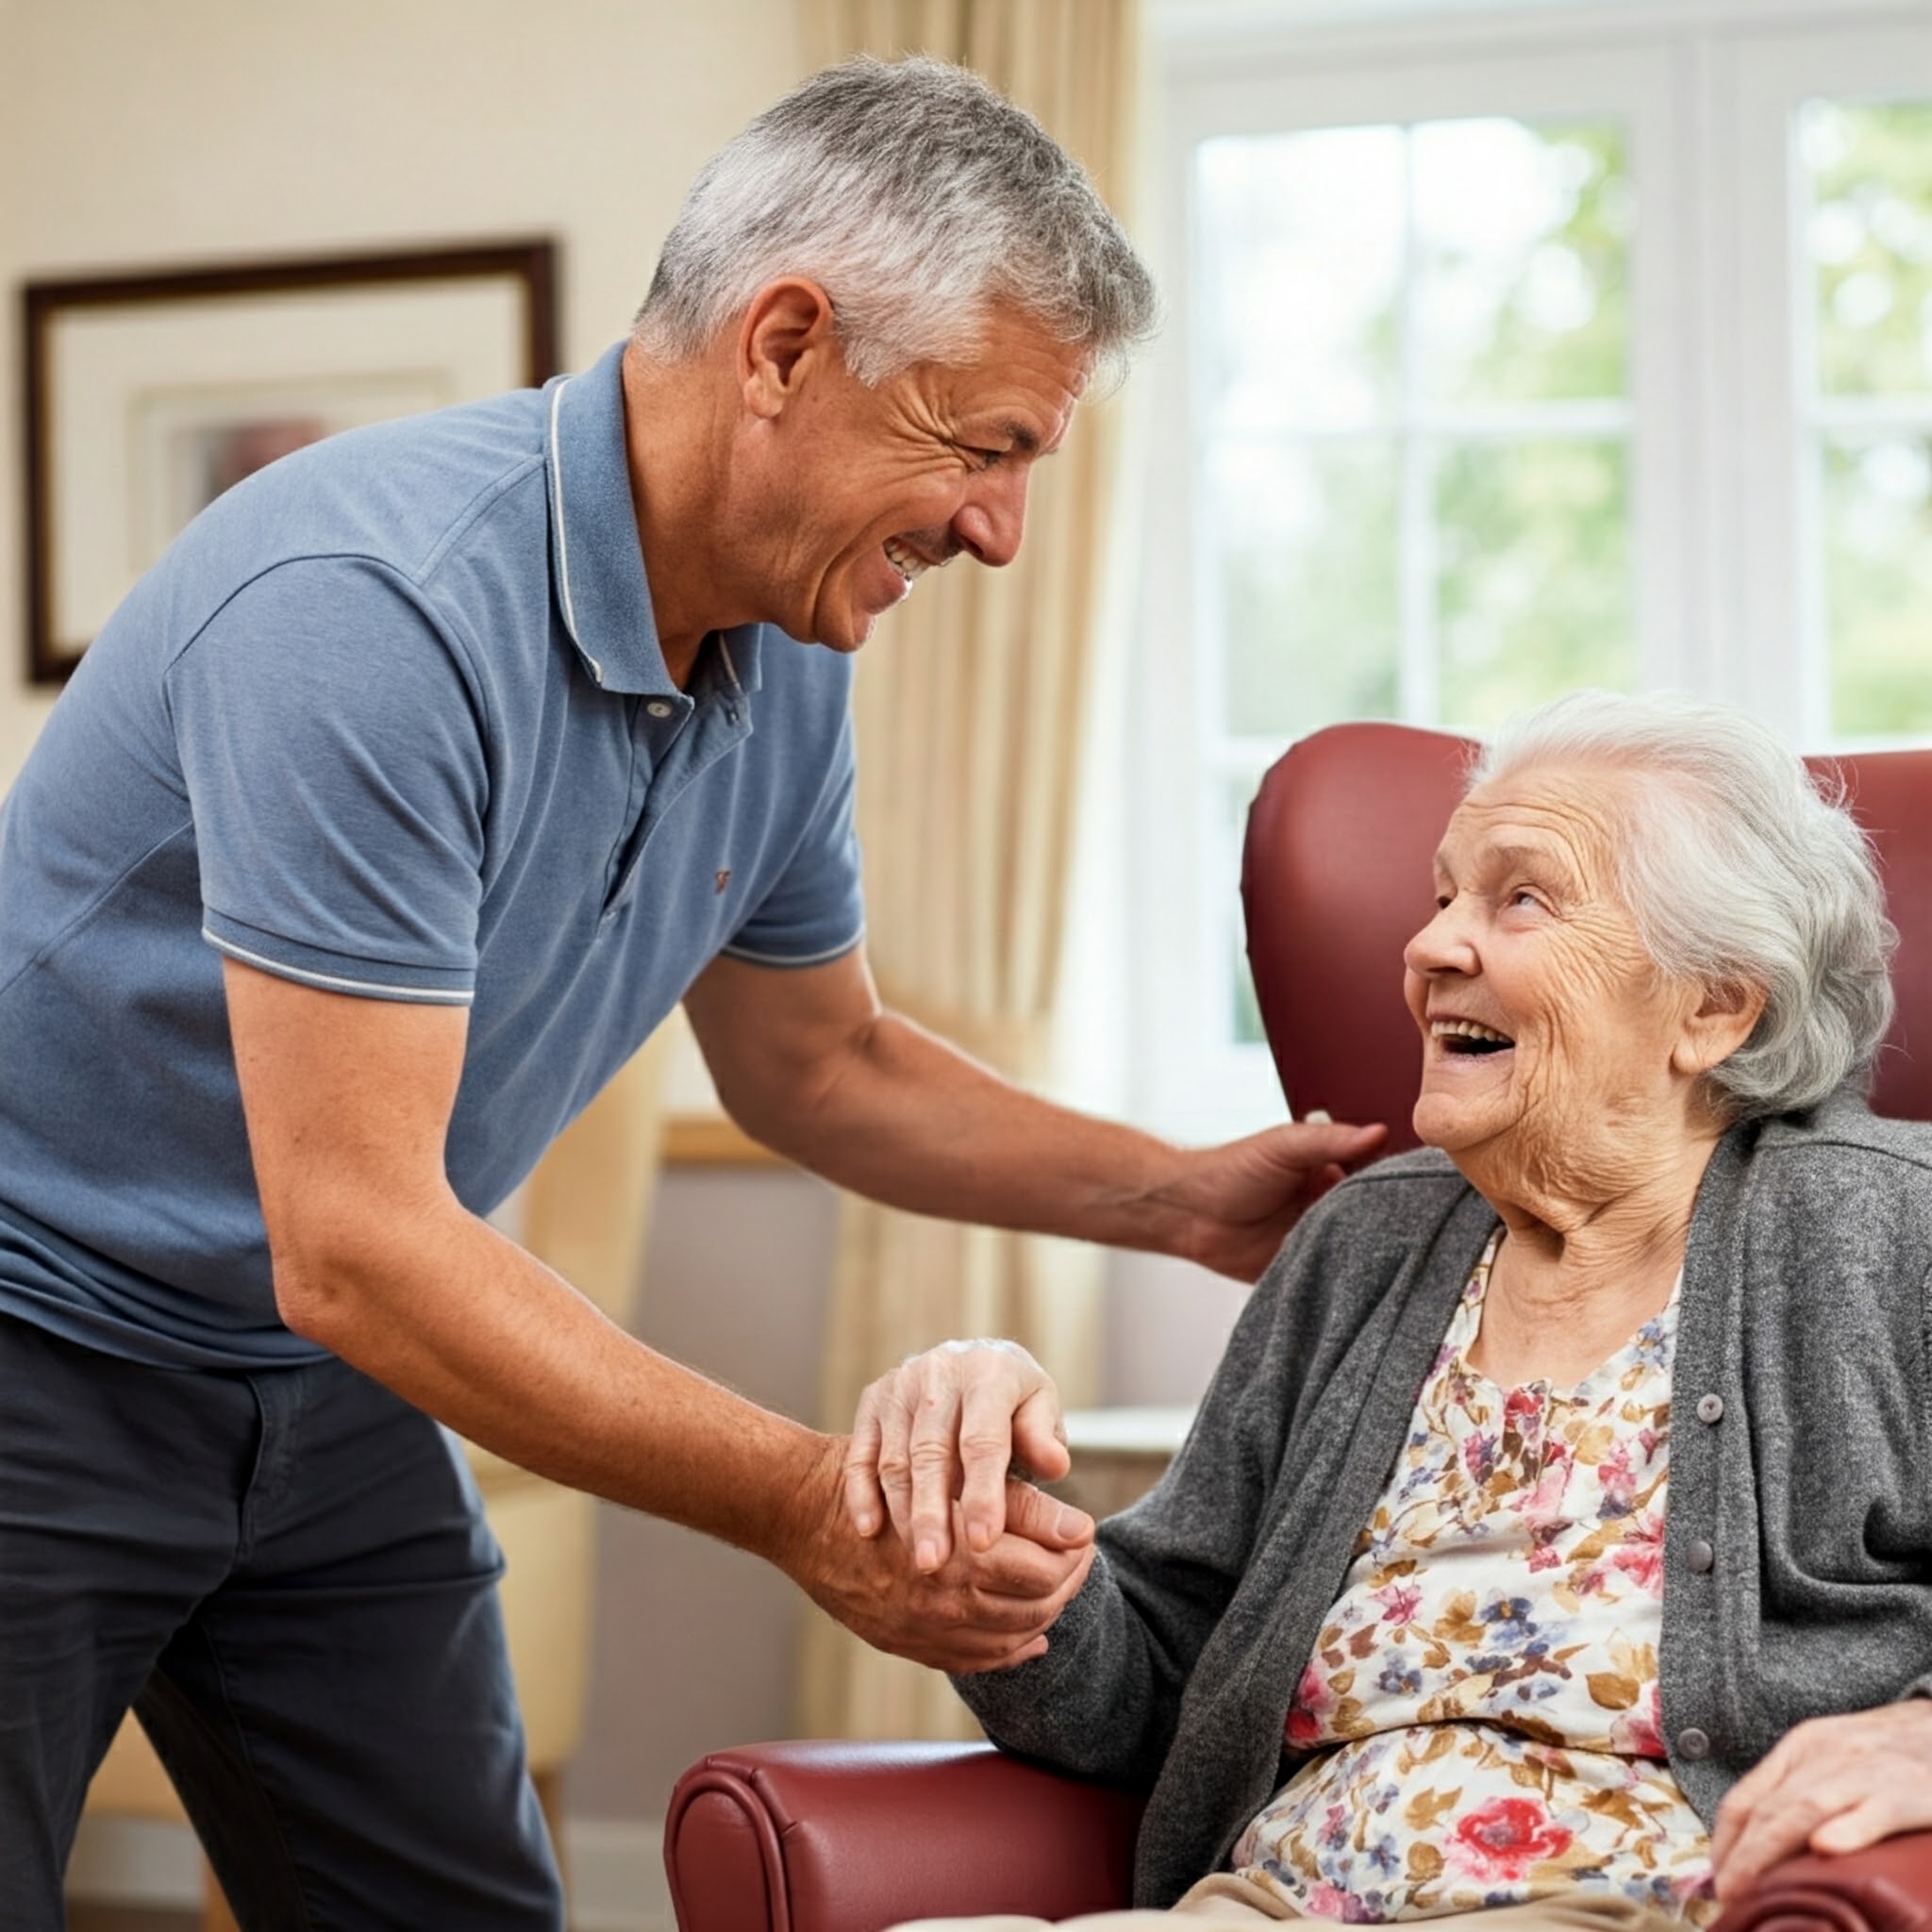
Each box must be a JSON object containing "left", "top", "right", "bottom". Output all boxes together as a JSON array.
[{"left": 957, "top": 1092, "right": 1932, "bottom": 1908}]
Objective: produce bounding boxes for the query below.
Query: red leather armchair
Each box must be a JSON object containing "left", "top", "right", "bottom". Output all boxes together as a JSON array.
[{"left": 664, "top": 725, "right": 1932, "bottom": 1932}]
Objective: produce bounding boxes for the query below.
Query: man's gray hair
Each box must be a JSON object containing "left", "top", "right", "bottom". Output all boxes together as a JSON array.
[
  {"left": 1472, "top": 690, "right": 1897, "bottom": 1121},
  {"left": 633, "top": 55, "right": 1156, "bottom": 387}
]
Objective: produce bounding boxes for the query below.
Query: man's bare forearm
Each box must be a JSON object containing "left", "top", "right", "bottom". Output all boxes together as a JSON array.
[
  {"left": 687, "top": 951, "right": 1385, "bottom": 1283},
  {"left": 277, "top": 1196, "right": 829, "bottom": 1565},
  {"left": 725, "top": 1007, "right": 1192, "bottom": 1250},
  {"left": 223, "top": 958, "right": 1092, "bottom": 1673}
]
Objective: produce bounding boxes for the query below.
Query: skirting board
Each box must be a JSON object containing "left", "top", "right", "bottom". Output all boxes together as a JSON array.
[{"left": 66, "top": 1812, "right": 675, "bottom": 1932}]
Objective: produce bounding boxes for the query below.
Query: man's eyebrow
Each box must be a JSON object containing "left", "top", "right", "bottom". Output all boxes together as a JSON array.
[{"left": 966, "top": 419, "right": 1042, "bottom": 456}]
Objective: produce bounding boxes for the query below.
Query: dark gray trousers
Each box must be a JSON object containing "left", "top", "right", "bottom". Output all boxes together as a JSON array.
[{"left": 0, "top": 1314, "right": 564, "bottom": 1930}]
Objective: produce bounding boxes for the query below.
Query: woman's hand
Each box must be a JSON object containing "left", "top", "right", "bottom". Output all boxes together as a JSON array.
[
  {"left": 843, "top": 1339, "right": 1094, "bottom": 1574},
  {"left": 1710, "top": 1698, "right": 1932, "bottom": 1900}
]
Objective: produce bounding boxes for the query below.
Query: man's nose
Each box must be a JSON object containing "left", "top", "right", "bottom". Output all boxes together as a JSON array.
[{"left": 951, "top": 465, "right": 1032, "bottom": 569}]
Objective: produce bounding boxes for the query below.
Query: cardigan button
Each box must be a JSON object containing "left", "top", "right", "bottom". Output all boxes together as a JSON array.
[
  {"left": 1677, "top": 1727, "right": 1712, "bottom": 1761},
  {"left": 1695, "top": 1392, "right": 1724, "bottom": 1424},
  {"left": 1687, "top": 1539, "right": 1715, "bottom": 1574}
]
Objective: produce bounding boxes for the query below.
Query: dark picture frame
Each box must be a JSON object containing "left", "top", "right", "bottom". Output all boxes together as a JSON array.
[{"left": 22, "top": 238, "right": 559, "bottom": 683}]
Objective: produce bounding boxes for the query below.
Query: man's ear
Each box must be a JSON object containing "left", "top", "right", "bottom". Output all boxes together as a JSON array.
[
  {"left": 737, "top": 278, "right": 839, "bottom": 420},
  {"left": 1673, "top": 979, "right": 1769, "bottom": 1077}
]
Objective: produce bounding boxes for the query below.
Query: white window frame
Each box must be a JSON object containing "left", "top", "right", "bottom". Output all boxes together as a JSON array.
[{"left": 1127, "top": 0, "right": 1932, "bottom": 1143}]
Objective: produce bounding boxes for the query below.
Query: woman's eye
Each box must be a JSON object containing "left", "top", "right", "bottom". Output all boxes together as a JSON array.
[{"left": 1509, "top": 888, "right": 1542, "bottom": 911}]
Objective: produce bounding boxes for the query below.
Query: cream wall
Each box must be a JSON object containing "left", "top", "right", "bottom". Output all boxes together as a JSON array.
[{"left": 0, "top": 0, "right": 807, "bottom": 786}]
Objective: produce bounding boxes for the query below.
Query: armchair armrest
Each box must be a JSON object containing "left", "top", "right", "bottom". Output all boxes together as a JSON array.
[
  {"left": 665, "top": 1744, "right": 1932, "bottom": 1932},
  {"left": 663, "top": 1740, "right": 1145, "bottom": 1932},
  {"left": 1715, "top": 1835, "right": 1932, "bottom": 1932}
]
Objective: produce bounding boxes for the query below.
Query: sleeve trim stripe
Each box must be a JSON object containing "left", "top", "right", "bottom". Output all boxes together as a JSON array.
[
  {"left": 203, "top": 930, "right": 475, "bottom": 1005},
  {"left": 719, "top": 930, "right": 865, "bottom": 969},
  {"left": 548, "top": 380, "right": 582, "bottom": 647}
]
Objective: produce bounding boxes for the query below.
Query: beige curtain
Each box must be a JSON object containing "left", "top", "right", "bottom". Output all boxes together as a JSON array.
[{"left": 796, "top": 0, "right": 1144, "bottom": 1740}]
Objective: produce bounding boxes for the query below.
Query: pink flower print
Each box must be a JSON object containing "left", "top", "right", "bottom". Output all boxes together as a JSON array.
[
  {"left": 1284, "top": 1665, "right": 1332, "bottom": 1748},
  {"left": 1305, "top": 1884, "right": 1354, "bottom": 1922},
  {"left": 1446, "top": 1796, "right": 1575, "bottom": 1882},
  {"left": 1607, "top": 1509, "right": 1667, "bottom": 1596},
  {"left": 1373, "top": 1581, "right": 1423, "bottom": 1626},
  {"left": 1526, "top": 1540, "right": 1563, "bottom": 1573},
  {"left": 1461, "top": 1430, "right": 1499, "bottom": 1484},
  {"left": 1637, "top": 1424, "right": 1662, "bottom": 1466},
  {"left": 1504, "top": 1385, "right": 1543, "bottom": 1424},
  {"left": 1597, "top": 1441, "right": 1637, "bottom": 1517},
  {"left": 1613, "top": 1679, "right": 1666, "bottom": 1758},
  {"left": 1512, "top": 1456, "right": 1572, "bottom": 1524}
]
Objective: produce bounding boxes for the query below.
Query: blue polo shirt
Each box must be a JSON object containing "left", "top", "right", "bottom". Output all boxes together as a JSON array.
[{"left": 0, "top": 342, "right": 863, "bottom": 1368}]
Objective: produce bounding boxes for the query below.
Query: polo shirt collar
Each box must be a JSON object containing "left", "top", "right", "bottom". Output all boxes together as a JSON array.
[{"left": 544, "top": 341, "right": 677, "bottom": 697}]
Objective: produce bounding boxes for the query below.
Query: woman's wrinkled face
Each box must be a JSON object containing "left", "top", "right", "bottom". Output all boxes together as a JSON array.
[{"left": 1402, "top": 762, "right": 1709, "bottom": 1194}]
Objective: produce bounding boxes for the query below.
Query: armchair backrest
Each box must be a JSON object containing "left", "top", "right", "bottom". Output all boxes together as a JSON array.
[{"left": 1241, "top": 723, "right": 1932, "bottom": 1154}]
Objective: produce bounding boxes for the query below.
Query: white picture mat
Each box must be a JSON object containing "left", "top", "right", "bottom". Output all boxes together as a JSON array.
[{"left": 47, "top": 275, "right": 527, "bottom": 644}]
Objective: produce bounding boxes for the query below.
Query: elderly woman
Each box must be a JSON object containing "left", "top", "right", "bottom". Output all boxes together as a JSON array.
[{"left": 850, "top": 691, "right": 1932, "bottom": 1932}]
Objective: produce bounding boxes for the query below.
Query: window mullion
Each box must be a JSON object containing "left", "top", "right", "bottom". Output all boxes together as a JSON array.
[{"left": 1397, "top": 127, "right": 1440, "bottom": 727}]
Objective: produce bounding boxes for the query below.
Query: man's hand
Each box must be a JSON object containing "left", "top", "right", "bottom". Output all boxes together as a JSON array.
[
  {"left": 844, "top": 1340, "right": 1094, "bottom": 1573},
  {"left": 1710, "top": 1700, "right": 1932, "bottom": 1900},
  {"left": 1151, "top": 1115, "right": 1388, "bottom": 1282},
  {"left": 788, "top": 1434, "right": 1093, "bottom": 1673}
]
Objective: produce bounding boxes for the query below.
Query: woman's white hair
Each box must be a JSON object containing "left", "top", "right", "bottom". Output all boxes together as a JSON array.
[
  {"left": 631, "top": 55, "right": 1156, "bottom": 388},
  {"left": 1471, "top": 690, "right": 1898, "bottom": 1121}
]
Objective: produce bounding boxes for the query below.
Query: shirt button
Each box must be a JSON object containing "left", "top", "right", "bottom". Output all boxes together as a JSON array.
[
  {"left": 646, "top": 700, "right": 674, "bottom": 719},
  {"left": 1677, "top": 1727, "right": 1712, "bottom": 1762},
  {"left": 1695, "top": 1392, "right": 1724, "bottom": 1424},
  {"left": 1687, "top": 1539, "right": 1715, "bottom": 1574}
]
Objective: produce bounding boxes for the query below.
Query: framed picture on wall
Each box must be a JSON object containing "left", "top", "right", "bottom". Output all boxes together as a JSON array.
[{"left": 22, "top": 238, "right": 558, "bottom": 683}]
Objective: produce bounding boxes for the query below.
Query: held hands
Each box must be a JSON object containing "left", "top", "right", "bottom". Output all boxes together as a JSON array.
[
  {"left": 778, "top": 1341, "right": 1094, "bottom": 1675},
  {"left": 1710, "top": 1698, "right": 1932, "bottom": 1900},
  {"left": 845, "top": 1339, "right": 1090, "bottom": 1571},
  {"left": 1158, "top": 1114, "right": 1386, "bottom": 1282},
  {"left": 786, "top": 1450, "right": 1095, "bottom": 1674}
]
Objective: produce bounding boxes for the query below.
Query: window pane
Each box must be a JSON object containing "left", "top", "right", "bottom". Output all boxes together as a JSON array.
[
  {"left": 1436, "top": 440, "right": 1633, "bottom": 730},
  {"left": 1802, "top": 99, "right": 1932, "bottom": 399},
  {"left": 1196, "top": 125, "right": 1405, "bottom": 433},
  {"left": 1414, "top": 119, "right": 1631, "bottom": 407},
  {"left": 1208, "top": 439, "right": 1400, "bottom": 738},
  {"left": 1224, "top": 774, "right": 1268, "bottom": 1048},
  {"left": 1822, "top": 435, "right": 1932, "bottom": 735}
]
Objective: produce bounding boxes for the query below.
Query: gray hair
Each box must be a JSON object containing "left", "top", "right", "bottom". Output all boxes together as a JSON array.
[
  {"left": 632, "top": 55, "right": 1157, "bottom": 388},
  {"left": 1471, "top": 690, "right": 1897, "bottom": 1121}
]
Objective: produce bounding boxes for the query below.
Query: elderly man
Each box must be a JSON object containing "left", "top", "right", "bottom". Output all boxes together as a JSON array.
[{"left": 0, "top": 56, "right": 1376, "bottom": 1931}]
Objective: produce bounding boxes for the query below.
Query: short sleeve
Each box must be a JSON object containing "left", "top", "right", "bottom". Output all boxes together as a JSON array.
[
  {"left": 720, "top": 702, "right": 864, "bottom": 968},
  {"left": 166, "top": 558, "right": 490, "bottom": 1004}
]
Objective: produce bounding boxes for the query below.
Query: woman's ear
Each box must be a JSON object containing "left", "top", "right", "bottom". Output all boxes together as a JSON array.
[{"left": 1673, "top": 980, "right": 1769, "bottom": 1077}]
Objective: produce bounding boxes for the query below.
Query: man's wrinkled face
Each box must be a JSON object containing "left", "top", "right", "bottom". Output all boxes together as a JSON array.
[{"left": 761, "top": 307, "right": 1088, "bottom": 651}]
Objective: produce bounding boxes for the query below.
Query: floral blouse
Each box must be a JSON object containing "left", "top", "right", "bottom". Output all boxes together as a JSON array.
[{"left": 1232, "top": 1230, "right": 1716, "bottom": 1924}]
